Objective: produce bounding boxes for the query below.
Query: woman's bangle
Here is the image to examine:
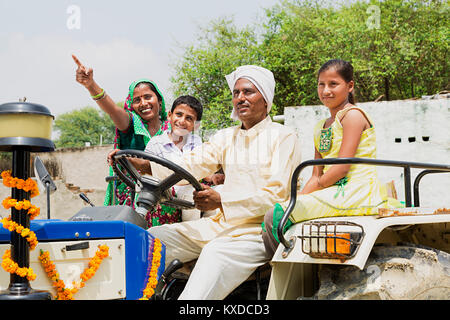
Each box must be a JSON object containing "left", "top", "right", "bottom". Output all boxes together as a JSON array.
[
  {"left": 91, "top": 89, "right": 105, "bottom": 100},
  {"left": 94, "top": 91, "right": 107, "bottom": 101}
]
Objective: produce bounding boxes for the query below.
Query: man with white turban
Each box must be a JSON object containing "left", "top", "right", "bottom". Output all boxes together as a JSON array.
[
  {"left": 225, "top": 65, "right": 276, "bottom": 121},
  {"left": 148, "top": 65, "right": 302, "bottom": 299}
]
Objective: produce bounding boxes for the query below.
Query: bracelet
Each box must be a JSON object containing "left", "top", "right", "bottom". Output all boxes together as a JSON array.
[
  {"left": 91, "top": 89, "right": 105, "bottom": 100},
  {"left": 94, "top": 91, "right": 107, "bottom": 101}
]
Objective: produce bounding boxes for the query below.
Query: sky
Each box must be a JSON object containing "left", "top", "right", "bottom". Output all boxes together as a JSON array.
[{"left": 0, "top": 0, "right": 280, "bottom": 116}]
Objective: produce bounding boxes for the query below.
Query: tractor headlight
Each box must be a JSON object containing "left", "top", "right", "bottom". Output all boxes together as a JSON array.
[
  {"left": 298, "top": 221, "right": 364, "bottom": 261},
  {"left": 0, "top": 102, "right": 54, "bottom": 152}
]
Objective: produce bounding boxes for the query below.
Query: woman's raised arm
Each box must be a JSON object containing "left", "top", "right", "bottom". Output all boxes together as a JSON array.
[{"left": 72, "top": 54, "right": 130, "bottom": 131}]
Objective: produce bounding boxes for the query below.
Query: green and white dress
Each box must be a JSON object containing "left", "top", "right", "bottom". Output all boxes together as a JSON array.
[{"left": 103, "top": 79, "right": 181, "bottom": 228}]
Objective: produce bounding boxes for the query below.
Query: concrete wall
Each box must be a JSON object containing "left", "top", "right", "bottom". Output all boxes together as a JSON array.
[
  {"left": 284, "top": 98, "right": 450, "bottom": 207},
  {"left": 37, "top": 145, "right": 112, "bottom": 191},
  {"left": 0, "top": 179, "right": 107, "bottom": 221},
  {"left": 0, "top": 145, "right": 113, "bottom": 221}
]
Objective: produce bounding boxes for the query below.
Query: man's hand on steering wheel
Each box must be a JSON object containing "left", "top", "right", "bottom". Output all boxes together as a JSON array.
[
  {"left": 109, "top": 149, "right": 203, "bottom": 211},
  {"left": 193, "top": 185, "right": 223, "bottom": 212}
]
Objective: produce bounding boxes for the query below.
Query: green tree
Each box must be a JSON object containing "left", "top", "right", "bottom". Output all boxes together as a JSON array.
[
  {"left": 171, "top": 0, "right": 449, "bottom": 130},
  {"left": 53, "top": 107, "right": 115, "bottom": 148},
  {"left": 261, "top": 0, "right": 449, "bottom": 109},
  {"left": 171, "top": 18, "right": 264, "bottom": 130}
]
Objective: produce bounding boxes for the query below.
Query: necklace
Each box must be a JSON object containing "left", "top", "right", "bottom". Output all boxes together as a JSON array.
[{"left": 319, "top": 125, "right": 333, "bottom": 153}]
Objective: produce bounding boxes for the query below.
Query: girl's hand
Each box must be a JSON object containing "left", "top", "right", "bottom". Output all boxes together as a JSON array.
[
  {"left": 211, "top": 173, "right": 225, "bottom": 185},
  {"left": 72, "top": 54, "right": 94, "bottom": 88},
  {"left": 300, "top": 175, "right": 324, "bottom": 194}
]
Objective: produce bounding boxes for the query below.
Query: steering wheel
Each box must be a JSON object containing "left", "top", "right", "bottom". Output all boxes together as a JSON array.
[{"left": 111, "top": 149, "right": 203, "bottom": 211}]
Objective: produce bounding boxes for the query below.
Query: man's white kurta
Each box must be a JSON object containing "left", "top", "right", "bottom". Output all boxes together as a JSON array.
[{"left": 151, "top": 116, "right": 302, "bottom": 244}]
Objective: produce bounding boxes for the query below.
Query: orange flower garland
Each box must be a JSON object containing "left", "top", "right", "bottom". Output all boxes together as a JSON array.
[
  {"left": 2, "top": 197, "right": 40, "bottom": 220},
  {"left": 1, "top": 170, "right": 40, "bottom": 281},
  {"left": 1, "top": 217, "right": 38, "bottom": 250},
  {"left": 80, "top": 244, "right": 109, "bottom": 283},
  {"left": 2, "top": 170, "right": 111, "bottom": 300},
  {"left": 1, "top": 170, "right": 39, "bottom": 197},
  {"left": 2, "top": 170, "right": 163, "bottom": 300},
  {"left": 2, "top": 249, "right": 36, "bottom": 281},
  {"left": 38, "top": 245, "right": 109, "bottom": 300},
  {"left": 38, "top": 250, "right": 73, "bottom": 300},
  {"left": 140, "top": 238, "right": 163, "bottom": 300}
]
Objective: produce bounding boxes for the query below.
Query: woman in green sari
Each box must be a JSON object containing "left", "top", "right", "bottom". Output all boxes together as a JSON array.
[{"left": 73, "top": 54, "right": 180, "bottom": 227}]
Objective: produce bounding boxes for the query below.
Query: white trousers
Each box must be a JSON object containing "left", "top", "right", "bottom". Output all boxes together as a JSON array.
[{"left": 149, "top": 224, "right": 270, "bottom": 300}]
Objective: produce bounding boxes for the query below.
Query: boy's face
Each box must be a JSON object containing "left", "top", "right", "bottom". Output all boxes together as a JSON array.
[{"left": 168, "top": 103, "right": 198, "bottom": 137}]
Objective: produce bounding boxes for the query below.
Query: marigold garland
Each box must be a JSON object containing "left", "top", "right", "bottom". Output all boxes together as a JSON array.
[
  {"left": 1, "top": 217, "right": 38, "bottom": 250},
  {"left": 1, "top": 170, "right": 39, "bottom": 198},
  {"left": 1, "top": 170, "right": 40, "bottom": 281},
  {"left": 1, "top": 170, "right": 163, "bottom": 300},
  {"left": 2, "top": 197, "right": 40, "bottom": 220},
  {"left": 140, "top": 238, "right": 163, "bottom": 300},
  {"left": 2, "top": 249, "right": 36, "bottom": 281},
  {"left": 38, "top": 245, "right": 109, "bottom": 300}
]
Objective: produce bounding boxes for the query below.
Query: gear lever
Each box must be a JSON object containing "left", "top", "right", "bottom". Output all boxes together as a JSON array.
[
  {"left": 79, "top": 192, "right": 95, "bottom": 207},
  {"left": 152, "top": 259, "right": 184, "bottom": 300}
]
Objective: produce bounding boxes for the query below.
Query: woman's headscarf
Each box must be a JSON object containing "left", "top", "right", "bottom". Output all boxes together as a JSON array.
[
  {"left": 113, "top": 78, "right": 168, "bottom": 149},
  {"left": 105, "top": 79, "right": 169, "bottom": 206},
  {"left": 125, "top": 78, "right": 167, "bottom": 122}
]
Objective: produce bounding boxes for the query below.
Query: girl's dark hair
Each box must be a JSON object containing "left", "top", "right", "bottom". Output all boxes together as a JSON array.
[
  {"left": 318, "top": 59, "right": 356, "bottom": 104},
  {"left": 171, "top": 95, "right": 203, "bottom": 121}
]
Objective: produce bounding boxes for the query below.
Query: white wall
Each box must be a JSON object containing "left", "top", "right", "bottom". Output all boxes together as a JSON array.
[
  {"left": 0, "top": 145, "right": 112, "bottom": 220},
  {"left": 284, "top": 98, "right": 450, "bottom": 207}
]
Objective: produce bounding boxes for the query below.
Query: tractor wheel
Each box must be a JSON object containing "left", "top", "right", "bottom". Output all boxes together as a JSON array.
[{"left": 312, "top": 244, "right": 450, "bottom": 300}]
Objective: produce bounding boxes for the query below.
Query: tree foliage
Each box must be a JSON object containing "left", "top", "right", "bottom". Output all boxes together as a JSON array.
[
  {"left": 171, "top": 0, "right": 449, "bottom": 130},
  {"left": 171, "top": 18, "right": 263, "bottom": 131},
  {"left": 54, "top": 107, "right": 115, "bottom": 148}
]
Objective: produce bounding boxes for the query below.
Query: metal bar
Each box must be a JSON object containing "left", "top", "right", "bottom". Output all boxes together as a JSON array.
[
  {"left": 316, "top": 223, "right": 320, "bottom": 254},
  {"left": 298, "top": 221, "right": 364, "bottom": 260},
  {"left": 413, "top": 170, "right": 449, "bottom": 207},
  {"left": 404, "top": 167, "right": 412, "bottom": 207},
  {"left": 10, "top": 149, "right": 30, "bottom": 288},
  {"left": 46, "top": 183, "right": 51, "bottom": 219},
  {"left": 277, "top": 157, "right": 450, "bottom": 250}
]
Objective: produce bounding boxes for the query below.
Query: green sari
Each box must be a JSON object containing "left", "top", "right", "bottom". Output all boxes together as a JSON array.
[{"left": 103, "top": 79, "right": 181, "bottom": 228}]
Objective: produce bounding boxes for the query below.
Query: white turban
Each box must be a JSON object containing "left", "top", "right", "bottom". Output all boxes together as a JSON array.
[{"left": 225, "top": 65, "right": 275, "bottom": 121}]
